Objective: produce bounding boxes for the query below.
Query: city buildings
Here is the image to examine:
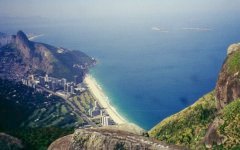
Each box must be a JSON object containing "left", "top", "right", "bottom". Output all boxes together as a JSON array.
[
  {"left": 101, "top": 116, "right": 110, "bottom": 126},
  {"left": 21, "top": 73, "right": 116, "bottom": 128}
]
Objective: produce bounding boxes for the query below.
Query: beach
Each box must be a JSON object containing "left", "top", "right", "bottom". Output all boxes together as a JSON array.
[
  {"left": 84, "top": 75, "right": 127, "bottom": 124},
  {"left": 28, "top": 34, "right": 44, "bottom": 40}
]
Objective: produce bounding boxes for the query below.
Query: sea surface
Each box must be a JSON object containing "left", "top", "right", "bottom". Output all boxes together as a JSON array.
[{"left": 1, "top": 11, "right": 240, "bottom": 130}]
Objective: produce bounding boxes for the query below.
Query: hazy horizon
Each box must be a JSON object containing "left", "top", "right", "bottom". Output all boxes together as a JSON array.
[{"left": 0, "top": 0, "right": 239, "bottom": 20}]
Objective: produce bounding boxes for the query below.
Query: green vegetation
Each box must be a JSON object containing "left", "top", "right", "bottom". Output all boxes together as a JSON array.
[
  {"left": 7, "top": 127, "right": 73, "bottom": 150},
  {"left": 0, "top": 79, "right": 41, "bottom": 130},
  {"left": 226, "top": 51, "right": 240, "bottom": 74},
  {"left": 51, "top": 48, "right": 95, "bottom": 80},
  {"left": 150, "top": 91, "right": 240, "bottom": 150},
  {"left": 0, "top": 79, "right": 93, "bottom": 149},
  {"left": 216, "top": 99, "right": 240, "bottom": 149},
  {"left": 25, "top": 102, "right": 84, "bottom": 128},
  {"left": 70, "top": 91, "right": 95, "bottom": 114},
  {"left": 0, "top": 79, "right": 86, "bottom": 129},
  {"left": 149, "top": 92, "right": 217, "bottom": 149}
]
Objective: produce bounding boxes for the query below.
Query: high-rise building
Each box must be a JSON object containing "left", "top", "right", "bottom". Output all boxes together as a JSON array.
[
  {"left": 22, "top": 79, "right": 27, "bottom": 85},
  {"left": 100, "top": 109, "right": 104, "bottom": 116},
  {"left": 45, "top": 74, "right": 49, "bottom": 82},
  {"left": 67, "top": 84, "right": 71, "bottom": 93},
  {"left": 94, "top": 101, "right": 98, "bottom": 108},
  {"left": 101, "top": 116, "right": 110, "bottom": 126},
  {"left": 61, "top": 78, "right": 67, "bottom": 87},
  {"left": 70, "top": 86, "right": 74, "bottom": 94},
  {"left": 88, "top": 108, "right": 93, "bottom": 117},
  {"left": 64, "top": 83, "right": 68, "bottom": 92}
]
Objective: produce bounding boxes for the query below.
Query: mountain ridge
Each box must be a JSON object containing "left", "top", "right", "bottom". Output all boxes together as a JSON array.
[{"left": 0, "top": 30, "right": 95, "bottom": 81}]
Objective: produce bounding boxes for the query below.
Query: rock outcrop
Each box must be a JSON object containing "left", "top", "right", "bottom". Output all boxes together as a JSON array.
[
  {"left": 215, "top": 43, "right": 240, "bottom": 109},
  {"left": 203, "top": 118, "right": 224, "bottom": 148},
  {"left": 49, "top": 126, "right": 181, "bottom": 150},
  {"left": 15, "top": 30, "right": 34, "bottom": 60},
  {"left": 227, "top": 43, "right": 240, "bottom": 55}
]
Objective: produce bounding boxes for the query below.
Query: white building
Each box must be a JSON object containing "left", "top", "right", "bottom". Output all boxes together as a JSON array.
[
  {"left": 101, "top": 116, "right": 110, "bottom": 126},
  {"left": 71, "top": 86, "right": 74, "bottom": 94},
  {"left": 45, "top": 74, "right": 49, "bottom": 82},
  {"left": 61, "top": 78, "right": 67, "bottom": 87}
]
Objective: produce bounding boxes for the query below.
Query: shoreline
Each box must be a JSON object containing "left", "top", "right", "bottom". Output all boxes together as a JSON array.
[
  {"left": 28, "top": 34, "right": 44, "bottom": 40},
  {"left": 84, "top": 74, "right": 127, "bottom": 124}
]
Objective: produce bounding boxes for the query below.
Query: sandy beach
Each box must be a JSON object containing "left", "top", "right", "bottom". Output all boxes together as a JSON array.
[
  {"left": 28, "top": 34, "right": 44, "bottom": 40},
  {"left": 84, "top": 75, "right": 127, "bottom": 124}
]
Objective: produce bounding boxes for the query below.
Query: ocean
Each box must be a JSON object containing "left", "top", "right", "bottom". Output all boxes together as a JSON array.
[{"left": 1, "top": 10, "right": 240, "bottom": 130}]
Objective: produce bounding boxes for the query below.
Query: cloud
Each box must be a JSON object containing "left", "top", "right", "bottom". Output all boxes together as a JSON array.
[
  {"left": 151, "top": 27, "right": 169, "bottom": 33},
  {"left": 181, "top": 27, "right": 212, "bottom": 31}
]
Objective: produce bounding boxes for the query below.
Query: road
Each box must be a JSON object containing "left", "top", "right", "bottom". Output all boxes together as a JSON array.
[{"left": 36, "top": 85, "right": 97, "bottom": 127}]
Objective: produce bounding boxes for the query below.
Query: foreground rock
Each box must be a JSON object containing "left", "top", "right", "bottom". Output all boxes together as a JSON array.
[
  {"left": 49, "top": 126, "right": 182, "bottom": 150},
  {"left": 215, "top": 43, "right": 240, "bottom": 109}
]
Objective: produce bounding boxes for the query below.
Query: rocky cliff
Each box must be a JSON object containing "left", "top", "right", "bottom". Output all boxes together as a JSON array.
[
  {"left": 0, "top": 31, "right": 95, "bottom": 81},
  {"left": 149, "top": 43, "right": 240, "bottom": 149},
  {"left": 215, "top": 43, "right": 240, "bottom": 109}
]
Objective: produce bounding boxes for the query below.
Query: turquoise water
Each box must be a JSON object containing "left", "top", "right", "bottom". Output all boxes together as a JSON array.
[{"left": 1, "top": 7, "right": 240, "bottom": 130}]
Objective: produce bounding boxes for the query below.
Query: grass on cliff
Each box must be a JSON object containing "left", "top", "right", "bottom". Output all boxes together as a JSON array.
[
  {"left": 226, "top": 50, "right": 240, "bottom": 74},
  {"left": 216, "top": 99, "right": 240, "bottom": 149},
  {"left": 149, "top": 92, "right": 217, "bottom": 149}
]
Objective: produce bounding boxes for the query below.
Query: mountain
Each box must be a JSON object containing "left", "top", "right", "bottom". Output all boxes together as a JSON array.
[
  {"left": 149, "top": 43, "right": 240, "bottom": 149},
  {"left": 0, "top": 31, "right": 95, "bottom": 81}
]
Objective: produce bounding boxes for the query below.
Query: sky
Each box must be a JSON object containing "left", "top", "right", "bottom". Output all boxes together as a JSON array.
[{"left": 0, "top": 0, "right": 239, "bottom": 19}]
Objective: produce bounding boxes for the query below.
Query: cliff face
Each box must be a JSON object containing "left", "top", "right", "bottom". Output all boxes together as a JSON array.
[
  {"left": 15, "top": 31, "right": 34, "bottom": 60},
  {"left": 149, "top": 43, "right": 240, "bottom": 149},
  {"left": 215, "top": 43, "right": 240, "bottom": 109},
  {"left": 0, "top": 31, "right": 95, "bottom": 80},
  {"left": 48, "top": 127, "right": 180, "bottom": 150}
]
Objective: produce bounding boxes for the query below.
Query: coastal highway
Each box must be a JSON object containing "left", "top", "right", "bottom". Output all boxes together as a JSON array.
[{"left": 36, "top": 85, "right": 97, "bottom": 128}]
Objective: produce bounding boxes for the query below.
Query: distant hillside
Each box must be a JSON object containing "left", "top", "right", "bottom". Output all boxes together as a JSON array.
[
  {"left": 0, "top": 31, "right": 95, "bottom": 81},
  {"left": 149, "top": 43, "right": 240, "bottom": 149}
]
